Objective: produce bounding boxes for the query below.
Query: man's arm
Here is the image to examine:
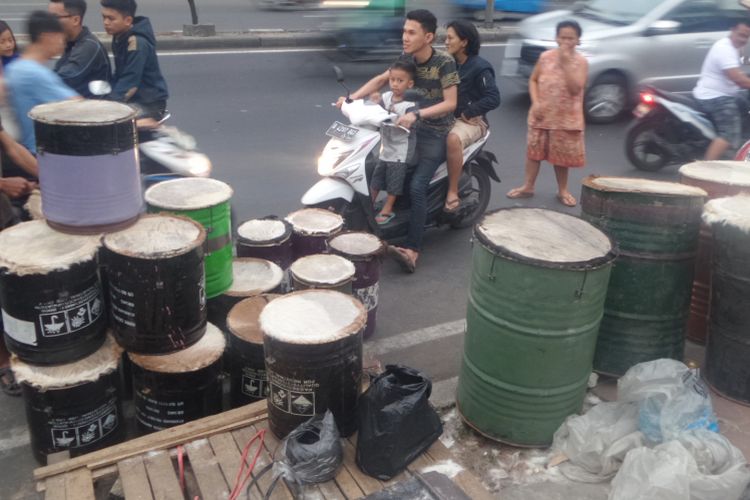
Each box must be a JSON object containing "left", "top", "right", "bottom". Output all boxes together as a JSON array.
[
  {"left": 0, "top": 131, "right": 38, "bottom": 178},
  {"left": 0, "top": 177, "right": 34, "bottom": 199},
  {"left": 110, "top": 35, "right": 149, "bottom": 102},
  {"left": 55, "top": 40, "right": 105, "bottom": 92},
  {"left": 725, "top": 67, "right": 750, "bottom": 89},
  {"left": 462, "top": 68, "right": 501, "bottom": 119},
  {"left": 336, "top": 69, "right": 389, "bottom": 107}
]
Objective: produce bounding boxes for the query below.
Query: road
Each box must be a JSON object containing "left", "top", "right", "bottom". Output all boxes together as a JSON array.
[{"left": 0, "top": 44, "right": 685, "bottom": 499}]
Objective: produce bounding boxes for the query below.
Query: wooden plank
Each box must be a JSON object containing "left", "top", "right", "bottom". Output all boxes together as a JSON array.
[
  {"left": 34, "top": 401, "right": 269, "bottom": 481},
  {"left": 248, "top": 422, "right": 294, "bottom": 500},
  {"left": 143, "top": 450, "right": 183, "bottom": 500},
  {"left": 185, "top": 438, "right": 231, "bottom": 499},
  {"left": 64, "top": 468, "right": 95, "bottom": 500},
  {"left": 425, "top": 440, "right": 494, "bottom": 500},
  {"left": 44, "top": 452, "right": 70, "bottom": 500},
  {"left": 209, "top": 432, "right": 246, "bottom": 497},
  {"left": 340, "top": 438, "right": 381, "bottom": 496},
  {"left": 332, "top": 460, "right": 365, "bottom": 499},
  {"left": 117, "top": 456, "right": 155, "bottom": 500},
  {"left": 317, "top": 479, "right": 347, "bottom": 500}
]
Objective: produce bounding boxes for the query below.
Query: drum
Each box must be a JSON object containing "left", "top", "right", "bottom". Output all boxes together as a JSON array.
[
  {"left": 580, "top": 176, "right": 706, "bottom": 376},
  {"left": 236, "top": 218, "right": 294, "bottom": 270},
  {"left": 226, "top": 294, "right": 279, "bottom": 407},
  {"left": 145, "top": 178, "right": 234, "bottom": 299},
  {"left": 100, "top": 214, "right": 207, "bottom": 354},
  {"left": 703, "top": 196, "right": 750, "bottom": 404},
  {"left": 328, "top": 232, "right": 385, "bottom": 339},
  {"left": 12, "top": 334, "right": 124, "bottom": 463},
  {"left": 457, "top": 208, "right": 616, "bottom": 446},
  {"left": 260, "top": 289, "right": 365, "bottom": 438},
  {"left": 0, "top": 221, "right": 105, "bottom": 365},
  {"left": 679, "top": 161, "right": 750, "bottom": 344},
  {"left": 29, "top": 100, "right": 141, "bottom": 234},
  {"left": 129, "top": 323, "right": 225, "bottom": 433},
  {"left": 207, "top": 258, "right": 284, "bottom": 335},
  {"left": 286, "top": 208, "right": 344, "bottom": 258},
  {"left": 289, "top": 254, "right": 355, "bottom": 294}
]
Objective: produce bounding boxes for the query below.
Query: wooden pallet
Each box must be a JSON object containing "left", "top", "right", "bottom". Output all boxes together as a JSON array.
[{"left": 34, "top": 400, "right": 493, "bottom": 500}]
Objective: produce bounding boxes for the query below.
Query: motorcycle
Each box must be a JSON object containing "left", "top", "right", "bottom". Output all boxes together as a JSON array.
[
  {"left": 301, "top": 68, "right": 500, "bottom": 241},
  {"left": 324, "top": 4, "right": 405, "bottom": 62},
  {"left": 625, "top": 85, "right": 750, "bottom": 171}
]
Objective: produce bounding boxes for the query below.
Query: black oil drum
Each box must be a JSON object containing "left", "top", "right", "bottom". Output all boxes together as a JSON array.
[
  {"left": 0, "top": 221, "right": 106, "bottom": 365},
  {"left": 285, "top": 208, "right": 343, "bottom": 259},
  {"left": 100, "top": 214, "right": 207, "bottom": 354},
  {"left": 260, "top": 289, "right": 365, "bottom": 438},
  {"left": 11, "top": 334, "right": 125, "bottom": 463},
  {"left": 236, "top": 218, "right": 294, "bottom": 270},
  {"left": 129, "top": 323, "right": 225, "bottom": 434}
]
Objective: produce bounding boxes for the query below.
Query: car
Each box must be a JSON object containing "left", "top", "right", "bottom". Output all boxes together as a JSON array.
[
  {"left": 501, "top": 0, "right": 749, "bottom": 123},
  {"left": 452, "top": 0, "right": 546, "bottom": 19}
]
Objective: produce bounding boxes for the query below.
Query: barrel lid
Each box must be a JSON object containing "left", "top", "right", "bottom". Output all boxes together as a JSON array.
[
  {"left": 226, "top": 258, "right": 283, "bottom": 297},
  {"left": 679, "top": 161, "right": 750, "bottom": 187},
  {"left": 237, "top": 218, "right": 291, "bottom": 244},
  {"left": 0, "top": 220, "right": 101, "bottom": 276},
  {"left": 128, "top": 323, "right": 225, "bottom": 373},
  {"left": 103, "top": 214, "right": 205, "bottom": 259},
  {"left": 290, "top": 254, "right": 355, "bottom": 284},
  {"left": 29, "top": 99, "right": 136, "bottom": 124},
  {"left": 11, "top": 334, "right": 122, "bottom": 389},
  {"left": 583, "top": 175, "right": 707, "bottom": 197},
  {"left": 286, "top": 208, "right": 344, "bottom": 235},
  {"left": 144, "top": 178, "right": 233, "bottom": 210},
  {"left": 227, "top": 294, "right": 279, "bottom": 343},
  {"left": 260, "top": 289, "right": 366, "bottom": 344},
  {"left": 703, "top": 195, "right": 750, "bottom": 232},
  {"left": 476, "top": 208, "right": 615, "bottom": 267},
  {"left": 328, "top": 232, "right": 384, "bottom": 257}
]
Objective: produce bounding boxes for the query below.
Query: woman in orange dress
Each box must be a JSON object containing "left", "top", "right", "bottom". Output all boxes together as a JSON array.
[{"left": 507, "top": 20, "right": 588, "bottom": 207}]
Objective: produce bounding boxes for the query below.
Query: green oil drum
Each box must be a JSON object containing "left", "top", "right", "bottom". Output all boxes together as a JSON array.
[
  {"left": 580, "top": 176, "right": 707, "bottom": 376},
  {"left": 457, "top": 208, "right": 616, "bottom": 447},
  {"left": 145, "top": 178, "right": 233, "bottom": 299}
]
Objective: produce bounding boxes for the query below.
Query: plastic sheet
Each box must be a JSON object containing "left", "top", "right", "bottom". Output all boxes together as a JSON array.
[{"left": 277, "top": 410, "right": 343, "bottom": 486}]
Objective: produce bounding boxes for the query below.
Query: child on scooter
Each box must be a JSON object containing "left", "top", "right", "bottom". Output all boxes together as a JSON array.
[{"left": 370, "top": 60, "right": 418, "bottom": 225}]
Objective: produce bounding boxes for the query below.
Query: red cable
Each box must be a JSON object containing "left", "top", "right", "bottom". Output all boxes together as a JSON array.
[
  {"left": 228, "top": 429, "right": 267, "bottom": 500},
  {"left": 177, "top": 445, "right": 186, "bottom": 493}
]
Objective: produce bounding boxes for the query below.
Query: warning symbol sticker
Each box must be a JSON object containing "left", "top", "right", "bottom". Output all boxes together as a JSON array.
[
  {"left": 38, "top": 285, "right": 103, "bottom": 338},
  {"left": 270, "top": 385, "right": 289, "bottom": 412},
  {"left": 290, "top": 393, "right": 315, "bottom": 416},
  {"left": 241, "top": 375, "right": 269, "bottom": 399}
]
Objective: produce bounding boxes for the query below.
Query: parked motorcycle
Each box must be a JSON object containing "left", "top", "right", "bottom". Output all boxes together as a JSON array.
[{"left": 301, "top": 68, "right": 500, "bottom": 241}]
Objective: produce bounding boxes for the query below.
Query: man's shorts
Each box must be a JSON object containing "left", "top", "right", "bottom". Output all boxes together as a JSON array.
[
  {"left": 526, "top": 127, "right": 586, "bottom": 168},
  {"left": 371, "top": 160, "right": 408, "bottom": 196},
  {"left": 450, "top": 117, "right": 487, "bottom": 148},
  {"left": 697, "top": 95, "right": 741, "bottom": 148}
]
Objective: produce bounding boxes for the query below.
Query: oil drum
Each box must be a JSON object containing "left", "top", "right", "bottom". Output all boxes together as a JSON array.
[
  {"left": 0, "top": 221, "right": 106, "bottom": 365},
  {"left": 285, "top": 208, "right": 343, "bottom": 258},
  {"left": 581, "top": 176, "right": 706, "bottom": 376},
  {"left": 11, "top": 334, "right": 125, "bottom": 463},
  {"left": 129, "top": 323, "right": 225, "bottom": 433},
  {"left": 260, "top": 289, "right": 365, "bottom": 438},
  {"left": 236, "top": 218, "right": 293, "bottom": 270},
  {"left": 457, "top": 208, "right": 616, "bottom": 446},
  {"left": 100, "top": 214, "right": 207, "bottom": 354},
  {"left": 289, "top": 254, "right": 355, "bottom": 294}
]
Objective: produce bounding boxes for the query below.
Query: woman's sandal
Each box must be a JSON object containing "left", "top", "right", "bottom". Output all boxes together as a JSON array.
[
  {"left": 375, "top": 212, "right": 396, "bottom": 225},
  {"left": 0, "top": 367, "right": 21, "bottom": 397}
]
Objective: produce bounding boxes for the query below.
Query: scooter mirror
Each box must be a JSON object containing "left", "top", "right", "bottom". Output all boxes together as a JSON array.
[
  {"left": 88, "top": 80, "right": 112, "bottom": 96},
  {"left": 333, "top": 65, "right": 345, "bottom": 83}
]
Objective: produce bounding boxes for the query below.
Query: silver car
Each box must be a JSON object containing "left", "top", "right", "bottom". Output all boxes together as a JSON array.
[{"left": 501, "top": 0, "right": 749, "bottom": 123}]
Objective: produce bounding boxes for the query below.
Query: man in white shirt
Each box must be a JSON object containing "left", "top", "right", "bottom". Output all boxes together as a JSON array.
[{"left": 693, "top": 19, "right": 750, "bottom": 160}]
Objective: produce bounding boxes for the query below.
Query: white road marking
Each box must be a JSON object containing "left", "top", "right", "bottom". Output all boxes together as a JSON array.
[
  {"left": 0, "top": 427, "right": 30, "bottom": 452},
  {"left": 364, "top": 319, "right": 465, "bottom": 357}
]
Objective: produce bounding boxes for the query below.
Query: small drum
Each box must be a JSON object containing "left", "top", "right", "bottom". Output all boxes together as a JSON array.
[
  {"left": 145, "top": 178, "right": 234, "bottom": 299},
  {"left": 286, "top": 208, "right": 344, "bottom": 258},
  {"left": 236, "top": 218, "right": 294, "bottom": 270},
  {"left": 207, "top": 258, "right": 284, "bottom": 335},
  {"left": 703, "top": 196, "right": 750, "bottom": 404},
  {"left": 12, "top": 334, "right": 124, "bottom": 463},
  {"left": 289, "top": 254, "right": 355, "bottom": 294},
  {"left": 0, "top": 221, "right": 105, "bottom": 365},
  {"left": 328, "top": 232, "right": 385, "bottom": 339},
  {"left": 129, "top": 323, "right": 225, "bottom": 434},
  {"left": 30, "top": 100, "right": 141, "bottom": 234},
  {"left": 260, "top": 290, "right": 366, "bottom": 438},
  {"left": 100, "top": 214, "right": 207, "bottom": 354},
  {"left": 679, "top": 161, "right": 750, "bottom": 344},
  {"left": 226, "top": 294, "right": 279, "bottom": 407}
]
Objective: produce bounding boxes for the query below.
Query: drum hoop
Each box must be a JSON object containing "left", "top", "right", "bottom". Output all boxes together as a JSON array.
[
  {"left": 29, "top": 101, "right": 137, "bottom": 125},
  {"left": 226, "top": 294, "right": 278, "bottom": 343},
  {"left": 327, "top": 231, "right": 386, "bottom": 259},
  {"left": 144, "top": 178, "right": 233, "bottom": 211},
  {"left": 102, "top": 214, "right": 207, "bottom": 259},
  {"left": 582, "top": 175, "right": 707, "bottom": 198},
  {"left": 286, "top": 208, "right": 344, "bottom": 235},
  {"left": 237, "top": 220, "right": 293, "bottom": 247}
]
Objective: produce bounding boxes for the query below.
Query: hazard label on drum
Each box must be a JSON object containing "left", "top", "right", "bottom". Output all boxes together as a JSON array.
[
  {"left": 37, "top": 284, "right": 103, "bottom": 338},
  {"left": 267, "top": 370, "right": 319, "bottom": 416},
  {"left": 241, "top": 374, "right": 269, "bottom": 399},
  {"left": 48, "top": 398, "right": 118, "bottom": 450}
]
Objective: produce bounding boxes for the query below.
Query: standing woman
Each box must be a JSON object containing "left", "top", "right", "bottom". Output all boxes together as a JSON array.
[
  {"left": 443, "top": 19, "right": 500, "bottom": 213},
  {"left": 507, "top": 20, "right": 588, "bottom": 207}
]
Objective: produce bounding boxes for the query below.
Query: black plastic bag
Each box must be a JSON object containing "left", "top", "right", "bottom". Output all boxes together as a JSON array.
[{"left": 356, "top": 364, "right": 443, "bottom": 480}]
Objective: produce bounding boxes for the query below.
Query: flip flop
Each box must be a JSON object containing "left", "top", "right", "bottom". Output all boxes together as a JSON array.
[
  {"left": 375, "top": 212, "right": 395, "bottom": 225},
  {"left": 387, "top": 246, "right": 416, "bottom": 273},
  {"left": 0, "top": 367, "right": 21, "bottom": 397},
  {"left": 443, "top": 197, "right": 461, "bottom": 214},
  {"left": 557, "top": 193, "right": 577, "bottom": 207},
  {"left": 506, "top": 188, "right": 534, "bottom": 199}
]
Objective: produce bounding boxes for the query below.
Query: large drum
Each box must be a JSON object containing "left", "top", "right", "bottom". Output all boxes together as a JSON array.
[
  {"left": 236, "top": 218, "right": 294, "bottom": 270},
  {"left": 289, "top": 254, "right": 355, "bottom": 294},
  {"left": 703, "top": 196, "right": 750, "bottom": 404},
  {"left": 679, "top": 161, "right": 750, "bottom": 343},
  {"left": 100, "top": 214, "right": 207, "bottom": 354},
  {"left": 0, "top": 221, "right": 105, "bottom": 365},
  {"left": 260, "top": 290, "right": 365, "bottom": 438},
  {"left": 145, "top": 178, "right": 234, "bottom": 299},
  {"left": 226, "top": 294, "right": 278, "bottom": 407},
  {"left": 30, "top": 100, "right": 141, "bottom": 234},
  {"left": 286, "top": 208, "right": 344, "bottom": 258},
  {"left": 328, "top": 232, "right": 385, "bottom": 339},
  {"left": 457, "top": 208, "right": 615, "bottom": 446},
  {"left": 129, "top": 323, "right": 225, "bottom": 433},
  {"left": 12, "top": 334, "right": 125, "bottom": 463},
  {"left": 207, "top": 258, "right": 284, "bottom": 335},
  {"left": 581, "top": 176, "right": 706, "bottom": 376}
]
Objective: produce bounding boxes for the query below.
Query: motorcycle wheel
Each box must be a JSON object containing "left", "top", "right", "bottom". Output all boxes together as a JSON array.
[
  {"left": 450, "top": 165, "right": 491, "bottom": 229},
  {"left": 625, "top": 120, "right": 671, "bottom": 171}
]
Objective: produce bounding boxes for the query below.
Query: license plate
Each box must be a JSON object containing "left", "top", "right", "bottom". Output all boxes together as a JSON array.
[
  {"left": 326, "top": 121, "right": 359, "bottom": 141},
  {"left": 633, "top": 103, "right": 652, "bottom": 118}
]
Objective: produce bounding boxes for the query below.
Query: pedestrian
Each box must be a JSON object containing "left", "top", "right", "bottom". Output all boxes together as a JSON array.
[
  {"left": 49, "top": 0, "right": 112, "bottom": 97},
  {"left": 506, "top": 20, "right": 588, "bottom": 208},
  {"left": 0, "top": 20, "right": 18, "bottom": 68},
  {"left": 443, "top": 19, "right": 500, "bottom": 213},
  {"left": 370, "top": 60, "right": 418, "bottom": 225}
]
